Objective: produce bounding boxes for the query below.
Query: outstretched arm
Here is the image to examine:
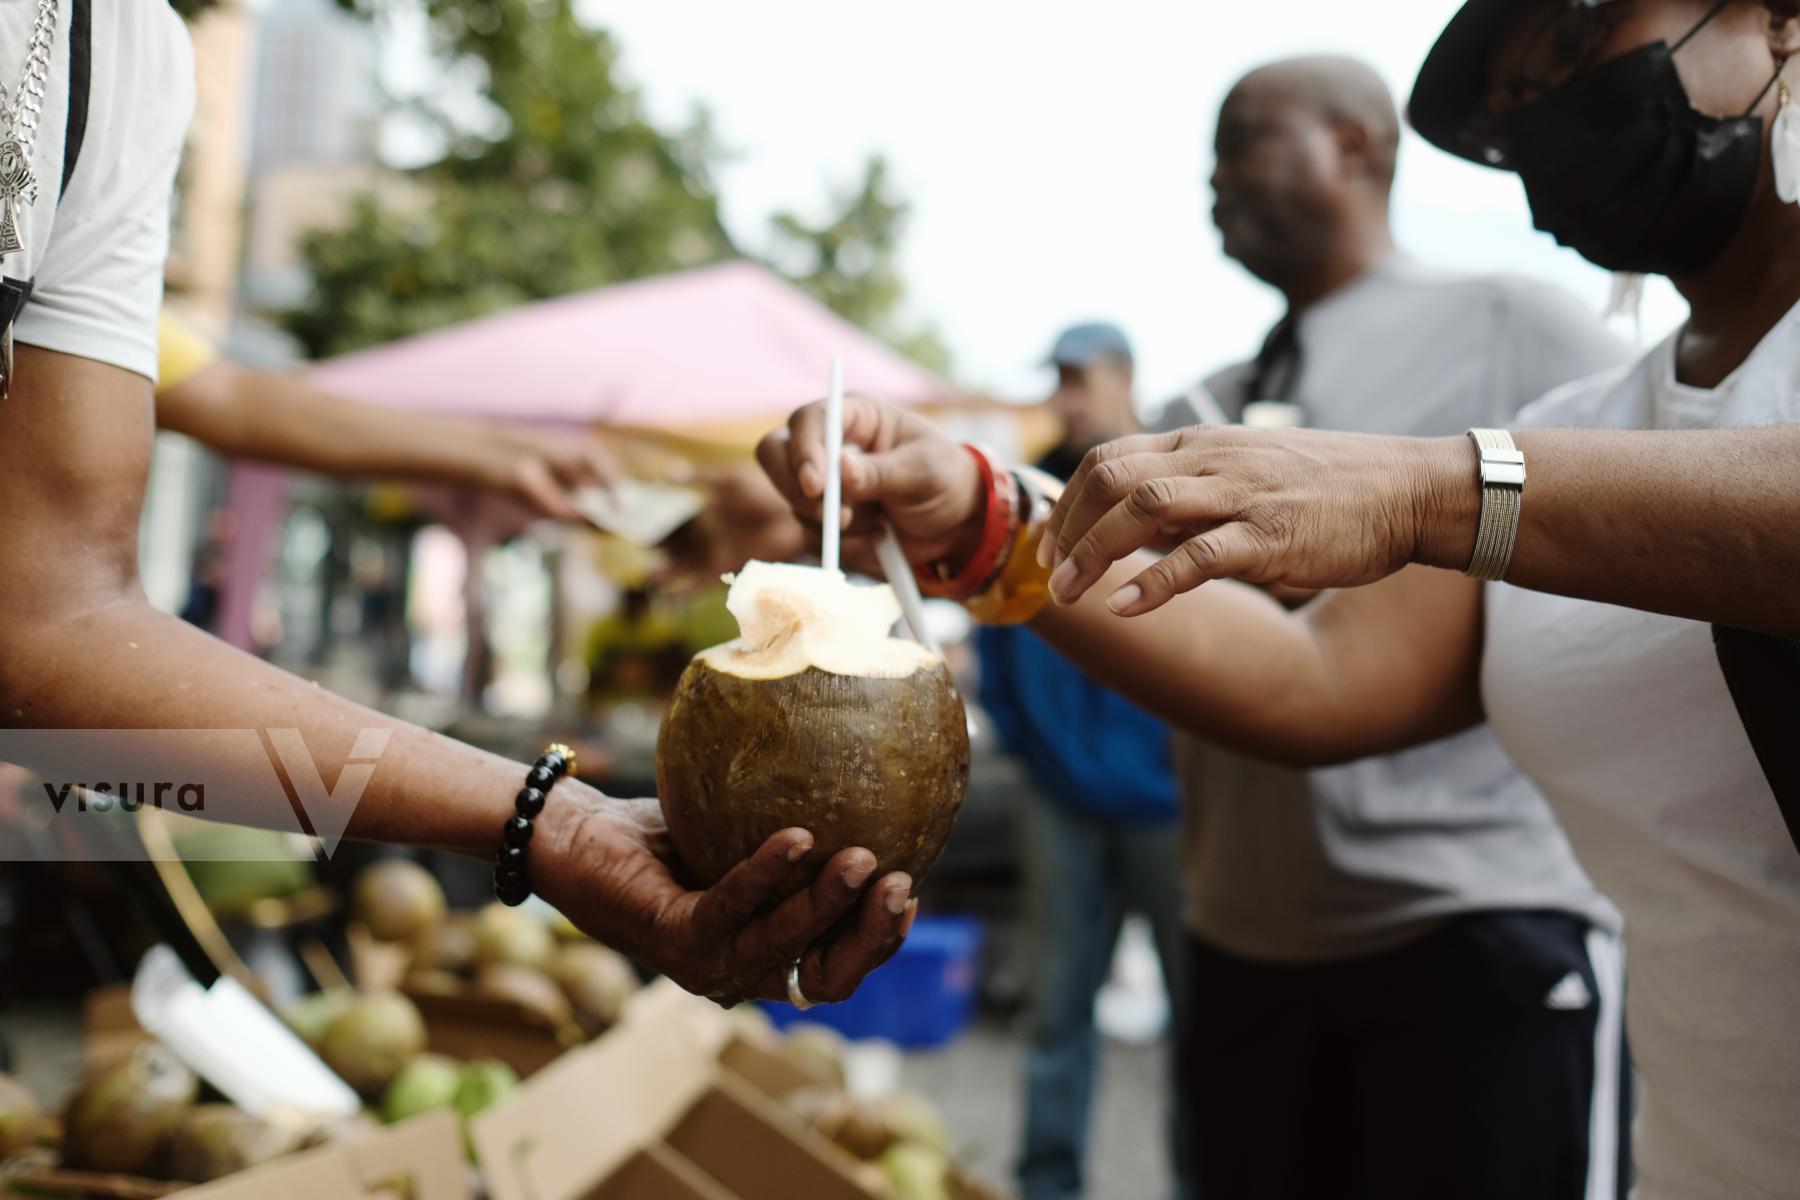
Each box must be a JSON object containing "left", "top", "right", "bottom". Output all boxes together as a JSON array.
[
  {"left": 757, "top": 397, "right": 1486, "bottom": 768},
  {"left": 1041, "top": 423, "right": 1800, "bottom": 637},
  {"left": 156, "top": 352, "right": 614, "bottom": 521},
  {"left": 1, "top": 347, "right": 910, "bottom": 1005}
]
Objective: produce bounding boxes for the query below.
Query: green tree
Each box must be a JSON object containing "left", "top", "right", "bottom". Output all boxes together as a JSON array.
[
  {"left": 284, "top": 0, "right": 733, "bottom": 358},
  {"left": 284, "top": 0, "right": 948, "bottom": 374}
]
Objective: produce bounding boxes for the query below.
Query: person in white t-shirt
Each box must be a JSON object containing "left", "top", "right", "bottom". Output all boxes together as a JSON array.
[
  {"left": 756, "top": 1, "right": 1800, "bottom": 1194},
  {"left": 0, "top": 0, "right": 910, "bottom": 1010}
]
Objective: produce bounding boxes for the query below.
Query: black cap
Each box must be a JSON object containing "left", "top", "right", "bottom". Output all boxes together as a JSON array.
[{"left": 1408, "top": 0, "right": 1537, "bottom": 167}]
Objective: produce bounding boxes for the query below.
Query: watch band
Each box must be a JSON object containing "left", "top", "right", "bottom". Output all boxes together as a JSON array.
[{"left": 1465, "top": 428, "right": 1525, "bottom": 582}]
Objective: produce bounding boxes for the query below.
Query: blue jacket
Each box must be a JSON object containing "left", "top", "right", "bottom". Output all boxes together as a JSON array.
[{"left": 977, "top": 623, "right": 1178, "bottom": 824}]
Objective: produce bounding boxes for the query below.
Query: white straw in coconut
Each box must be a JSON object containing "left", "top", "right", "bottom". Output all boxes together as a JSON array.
[
  {"left": 875, "top": 524, "right": 940, "bottom": 656},
  {"left": 821, "top": 356, "right": 845, "bottom": 574}
]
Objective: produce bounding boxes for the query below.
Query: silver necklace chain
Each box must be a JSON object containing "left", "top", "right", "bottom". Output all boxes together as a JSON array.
[
  {"left": 0, "top": 0, "right": 58, "bottom": 182},
  {"left": 0, "top": 0, "right": 60, "bottom": 267}
]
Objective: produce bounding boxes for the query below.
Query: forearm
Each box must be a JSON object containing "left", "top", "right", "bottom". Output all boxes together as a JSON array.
[
  {"left": 0, "top": 592, "right": 523, "bottom": 855},
  {"left": 1027, "top": 556, "right": 1483, "bottom": 765},
  {"left": 1413, "top": 425, "right": 1800, "bottom": 636},
  {"left": 159, "top": 364, "right": 506, "bottom": 487}
]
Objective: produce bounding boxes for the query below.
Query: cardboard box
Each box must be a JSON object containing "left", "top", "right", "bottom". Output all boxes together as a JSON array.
[
  {"left": 587, "top": 1146, "right": 734, "bottom": 1200},
  {"left": 663, "top": 1073, "right": 873, "bottom": 1200},
  {"left": 4, "top": 1114, "right": 470, "bottom": 1200},
  {"left": 173, "top": 1112, "right": 471, "bottom": 1200},
  {"left": 470, "top": 1005, "right": 882, "bottom": 1200}
]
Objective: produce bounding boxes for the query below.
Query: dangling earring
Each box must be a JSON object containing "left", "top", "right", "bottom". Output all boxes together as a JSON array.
[{"left": 1773, "top": 62, "right": 1800, "bottom": 204}]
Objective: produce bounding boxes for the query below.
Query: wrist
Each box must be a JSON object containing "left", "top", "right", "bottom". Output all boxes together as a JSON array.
[
  {"left": 945, "top": 452, "right": 988, "bottom": 569},
  {"left": 1409, "top": 435, "right": 1482, "bottom": 571},
  {"left": 919, "top": 446, "right": 1018, "bottom": 600}
]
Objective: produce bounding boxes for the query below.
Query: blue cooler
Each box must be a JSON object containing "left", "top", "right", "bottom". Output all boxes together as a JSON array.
[{"left": 762, "top": 913, "right": 984, "bottom": 1048}]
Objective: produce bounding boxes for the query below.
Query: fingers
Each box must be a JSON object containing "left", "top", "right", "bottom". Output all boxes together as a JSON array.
[
  {"left": 802, "top": 875, "right": 916, "bottom": 1004},
  {"left": 839, "top": 442, "right": 955, "bottom": 508},
  {"left": 1041, "top": 432, "right": 1186, "bottom": 570},
  {"left": 747, "top": 847, "right": 888, "bottom": 968},
  {"left": 1048, "top": 474, "right": 1232, "bottom": 606},
  {"left": 784, "top": 397, "right": 897, "bottom": 499},
  {"left": 688, "top": 827, "right": 814, "bottom": 945},
  {"left": 1109, "top": 524, "right": 1267, "bottom": 615},
  {"left": 515, "top": 461, "right": 584, "bottom": 522}
]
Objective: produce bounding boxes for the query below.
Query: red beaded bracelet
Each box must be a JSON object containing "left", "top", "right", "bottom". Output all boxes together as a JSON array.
[{"left": 917, "top": 444, "right": 1019, "bottom": 602}]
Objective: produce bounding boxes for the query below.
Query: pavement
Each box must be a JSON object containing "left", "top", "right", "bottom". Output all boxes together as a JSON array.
[{"left": 901, "top": 1020, "right": 1178, "bottom": 1200}]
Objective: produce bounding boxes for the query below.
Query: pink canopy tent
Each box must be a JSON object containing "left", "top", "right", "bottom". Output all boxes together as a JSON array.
[
  {"left": 309, "top": 258, "right": 945, "bottom": 424},
  {"left": 215, "top": 260, "right": 948, "bottom": 654}
]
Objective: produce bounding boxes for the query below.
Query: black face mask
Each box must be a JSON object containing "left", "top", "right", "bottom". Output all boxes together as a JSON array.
[{"left": 1502, "top": 17, "right": 1780, "bottom": 277}]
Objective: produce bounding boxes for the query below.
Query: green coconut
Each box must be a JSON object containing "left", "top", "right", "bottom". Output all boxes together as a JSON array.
[
  {"left": 452, "top": 1060, "right": 520, "bottom": 1122},
  {"left": 284, "top": 988, "right": 357, "bottom": 1048},
  {"left": 164, "top": 1105, "right": 304, "bottom": 1183},
  {"left": 60, "top": 1043, "right": 199, "bottom": 1175},
  {"left": 879, "top": 1141, "right": 951, "bottom": 1200},
  {"left": 380, "top": 1054, "right": 462, "bottom": 1126},
  {"left": 656, "top": 562, "right": 970, "bottom": 894},
  {"left": 354, "top": 860, "right": 447, "bottom": 942},
  {"left": 318, "top": 992, "right": 428, "bottom": 1098}
]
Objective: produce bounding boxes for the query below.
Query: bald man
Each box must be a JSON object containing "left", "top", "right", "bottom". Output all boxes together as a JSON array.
[{"left": 1163, "top": 58, "right": 1636, "bottom": 1198}]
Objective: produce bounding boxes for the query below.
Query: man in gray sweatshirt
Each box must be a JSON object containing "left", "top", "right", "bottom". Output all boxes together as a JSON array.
[{"left": 1166, "top": 55, "right": 1633, "bottom": 1200}]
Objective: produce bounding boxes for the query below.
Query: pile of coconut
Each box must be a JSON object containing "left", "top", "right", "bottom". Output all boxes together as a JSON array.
[
  {"left": 755, "top": 1020, "right": 1006, "bottom": 1200},
  {"left": 349, "top": 859, "right": 641, "bottom": 1044},
  {"left": 0, "top": 1044, "right": 388, "bottom": 1185}
]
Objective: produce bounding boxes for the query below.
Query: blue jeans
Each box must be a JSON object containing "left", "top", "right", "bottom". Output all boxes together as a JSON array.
[{"left": 1016, "top": 796, "right": 1194, "bottom": 1200}]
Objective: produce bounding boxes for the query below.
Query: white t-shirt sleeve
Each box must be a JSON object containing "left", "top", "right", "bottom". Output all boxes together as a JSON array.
[{"left": 13, "top": 1, "right": 194, "bottom": 381}]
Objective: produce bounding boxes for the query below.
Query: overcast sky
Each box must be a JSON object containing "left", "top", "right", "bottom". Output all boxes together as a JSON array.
[{"left": 457, "top": 1, "right": 1691, "bottom": 404}]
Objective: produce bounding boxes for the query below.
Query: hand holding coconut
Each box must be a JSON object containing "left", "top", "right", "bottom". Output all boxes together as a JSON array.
[{"left": 524, "top": 784, "right": 918, "bottom": 1007}]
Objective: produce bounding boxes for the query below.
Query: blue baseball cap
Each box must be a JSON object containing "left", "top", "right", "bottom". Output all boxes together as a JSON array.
[{"left": 1046, "top": 322, "right": 1134, "bottom": 368}]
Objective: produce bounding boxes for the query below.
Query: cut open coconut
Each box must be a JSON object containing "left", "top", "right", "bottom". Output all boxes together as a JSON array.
[{"left": 657, "top": 562, "right": 971, "bottom": 893}]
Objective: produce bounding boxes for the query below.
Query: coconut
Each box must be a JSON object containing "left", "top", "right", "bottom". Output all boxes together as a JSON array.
[
  {"left": 409, "top": 914, "right": 477, "bottom": 975},
  {"left": 354, "top": 860, "right": 447, "bottom": 942},
  {"left": 0, "top": 1073, "right": 41, "bottom": 1157},
  {"left": 777, "top": 1022, "right": 848, "bottom": 1088},
  {"left": 471, "top": 964, "right": 573, "bottom": 1030},
  {"left": 879, "top": 1141, "right": 951, "bottom": 1200},
  {"left": 318, "top": 992, "right": 428, "bottom": 1098},
  {"left": 550, "top": 942, "right": 638, "bottom": 1035},
  {"left": 879, "top": 1091, "right": 949, "bottom": 1155},
  {"left": 284, "top": 988, "right": 357, "bottom": 1048},
  {"left": 472, "top": 903, "right": 555, "bottom": 972},
  {"left": 380, "top": 1054, "right": 462, "bottom": 1126},
  {"left": 402, "top": 968, "right": 464, "bottom": 998},
  {"left": 452, "top": 1060, "right": 519, "bottom": 1122},
  {"left": 60, "top": 1043, "right": 199, "bottom": 1175},
  {"left": 656, "top": 562, "right": 970, "bottom": 894},
  {"left": 165, "top": 1105, "right": 304, "bottom": 1183}
]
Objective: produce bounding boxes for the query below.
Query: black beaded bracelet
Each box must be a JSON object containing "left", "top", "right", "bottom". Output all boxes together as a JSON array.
[{"left": 494, "top": 743, "right": 576, "bottom": 906}]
